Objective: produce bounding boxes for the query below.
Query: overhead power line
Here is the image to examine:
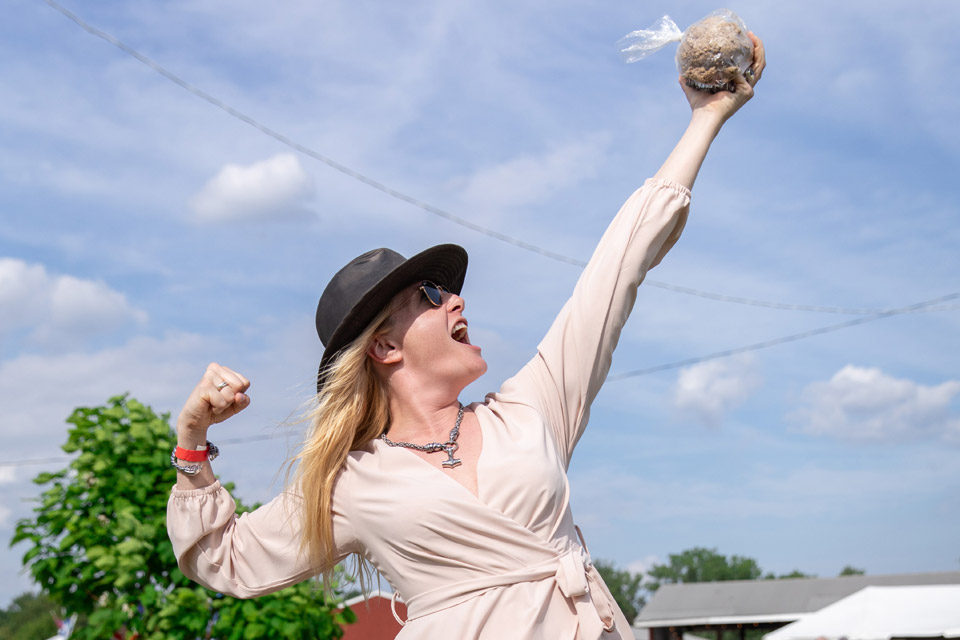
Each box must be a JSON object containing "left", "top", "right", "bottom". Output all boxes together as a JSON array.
[
  {"left": 41, "top": 0, "right": 581, "bottom": 268},
  {"left": 638, "top": 283, "right": 960, "bottom": 315},
  {"left": 0, "top": 433, "right": 286, "bottom": 469},
  {"left": 607, "top": 291, "right": 960, "bottom": 380},
  {"left": 41, "top": 0, "right": 937, "bottom": 317},
  {"left": 0, "top": 456, "right": 73, "bottom": 468},
  {"left": 7, "top": 290, "right": 958, "bottom": 469}
]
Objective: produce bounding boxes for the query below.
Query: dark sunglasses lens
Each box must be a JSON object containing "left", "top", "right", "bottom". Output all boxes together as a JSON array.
[{"left": 421, "top": 282, "right": 444, "bottom": 306}]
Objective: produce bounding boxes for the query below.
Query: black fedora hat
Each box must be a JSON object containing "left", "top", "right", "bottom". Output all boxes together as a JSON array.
[{"left": 315, "top": 243, "right": 468, "bottom": 391}]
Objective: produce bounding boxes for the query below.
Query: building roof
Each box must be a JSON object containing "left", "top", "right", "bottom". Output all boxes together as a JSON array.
[
  {"left": 341, "top": 589, "right": 397, "bottom": 608},
  {"left": 337, "top": 590, "right": 406, "bottom": 640},
  {"left": 634, "top": 571, "right": 960, "bottom": 629},
  {"left": 764, "top": 585, "right": 960, "bottom": 640}
]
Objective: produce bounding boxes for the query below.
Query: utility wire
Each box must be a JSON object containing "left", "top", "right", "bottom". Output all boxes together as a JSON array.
[
  {"left": 9, "top": 2, "right": 959, "bottom": 473},
  {"left": 41, "top": 0, "right": 581, "bottom": 268},
  {"left": 7, "top": 290, "right": 958, "bottom": 469},
  {"left": 638, "top": 283, "right": 960, "bottom": 315},
  {"left": 0, "top": 456, "right": 73, "bottom": 468},
  {"left": 607, "top": 291, "right": 960, "bottom": 380},
  {"left": 0, "top": 433, "right": 287, "bottom": 469},
  {"left": 41, "top": 0, "right": 939, "bottom": 317}
]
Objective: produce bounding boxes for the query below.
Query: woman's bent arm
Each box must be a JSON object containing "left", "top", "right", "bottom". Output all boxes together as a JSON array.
[
  {"left": 166, "top": 363, "right": 325, "bottom": 597},
  {"left": 168, "top": 483, "right": 321, "bottom": 598},
  {"left": 167, "top": 364, "right": 360, "bottom": 597}
]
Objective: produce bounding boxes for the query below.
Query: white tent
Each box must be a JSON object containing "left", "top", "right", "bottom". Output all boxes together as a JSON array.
[{"left": 764, "top": 585, "right": 960, "bottom": 640}]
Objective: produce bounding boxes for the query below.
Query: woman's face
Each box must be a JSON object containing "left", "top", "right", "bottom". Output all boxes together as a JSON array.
[{"left": 379, "top": 281, "right": 487, "bottom": 388}]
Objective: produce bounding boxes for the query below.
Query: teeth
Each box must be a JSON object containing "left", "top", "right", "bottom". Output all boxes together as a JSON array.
[{"left": 452, "top": 322, "right": 468, "bottom": 342}]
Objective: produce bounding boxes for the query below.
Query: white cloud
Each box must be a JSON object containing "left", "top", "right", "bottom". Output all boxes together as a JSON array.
[
  {"left": 0, "top": 258, "right": 47, "bottom": 328},
  {"left": 0, "top": 468, "right": 14, "bottom": 485},
  {"left": 793, "top": 365, "right": 960, "bottom": 443},
  {"left": 673, "top": 354, "right": 762, "bottom": 425},
  {"left": 626, "top": 554, "right": 660, "bottom": 577},
  {"left": 190, "top": 153, "right": 315, "bottom": 222},
  {"left": 0, "top": 316, "right": 319, "bottom": 464},
  {"left": 452, "top": 135, "right": 610, "bottom": 218},
  {"left": 0, "top": 258, "right": 147, "bottom": 345},
  {"left": 0, "top": 333, "right": 211, "bottom": 442}
]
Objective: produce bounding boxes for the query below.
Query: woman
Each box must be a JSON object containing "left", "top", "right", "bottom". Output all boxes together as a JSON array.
[{"left": 168, "top": 35, "right": 765, "bottom": 638}]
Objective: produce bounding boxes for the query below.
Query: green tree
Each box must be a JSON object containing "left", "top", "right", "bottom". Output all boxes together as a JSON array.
[
  {"left": 764, "top": 569, "right": 815, "bottom": 580},
  {"left": 11, "top": 395, "right": 354, "bottom": 640},
  {"left": 644, "top": 547, "right": 763, "bottom": 592},
  {"left": 839, "top": 565, "right": 865, "bottom": 576},
  {"left": 0, "top": 592, "right": 58, "bottom": 640},
  {"left": 593, "top": 560, "right": 645, "bottom": 625}
]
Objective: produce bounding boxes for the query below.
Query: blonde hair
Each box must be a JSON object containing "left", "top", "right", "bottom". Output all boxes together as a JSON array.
[{"left": 290, "top": 304, "right": 394, "bottom": 593}]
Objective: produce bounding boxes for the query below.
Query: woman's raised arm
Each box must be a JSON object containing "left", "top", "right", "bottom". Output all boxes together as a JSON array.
[{"left": 498, "top": 35, "right": 765, "bottom": 462}]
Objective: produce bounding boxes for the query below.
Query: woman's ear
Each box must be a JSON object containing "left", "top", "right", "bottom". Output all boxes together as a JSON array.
[{"left": 367, "top": 333, "right": 402, "bottom": 365}]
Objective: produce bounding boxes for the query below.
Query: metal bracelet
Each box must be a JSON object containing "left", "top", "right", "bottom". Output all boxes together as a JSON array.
[{"left": 170, "top": 441, "right": 219, "bottom": 476}]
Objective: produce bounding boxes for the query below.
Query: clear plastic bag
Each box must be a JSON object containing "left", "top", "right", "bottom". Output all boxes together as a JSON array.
[{"left": 618, "top": 9, "right": 753, "bottom": 93}]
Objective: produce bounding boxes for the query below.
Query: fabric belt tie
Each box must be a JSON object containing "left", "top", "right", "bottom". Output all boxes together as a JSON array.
[{"left": 392, "top": 548, "right": 616, "bottom": 635}]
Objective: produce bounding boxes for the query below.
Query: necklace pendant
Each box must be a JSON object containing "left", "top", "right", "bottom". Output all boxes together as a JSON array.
[{"left": 442, "top": 444, "right": 461, "bottom": 468}]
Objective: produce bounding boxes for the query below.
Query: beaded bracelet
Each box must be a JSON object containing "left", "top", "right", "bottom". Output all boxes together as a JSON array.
[{"left": 170, "top": 441, "right": 219, "bottom": 476}]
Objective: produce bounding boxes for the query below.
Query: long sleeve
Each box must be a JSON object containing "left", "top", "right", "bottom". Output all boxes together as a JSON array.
[
  {"left": 499, "top": 178, "right": 690, "bottom": 465},
  {"left": 166, "top": 481, "right": 359, "bottom": 598}
]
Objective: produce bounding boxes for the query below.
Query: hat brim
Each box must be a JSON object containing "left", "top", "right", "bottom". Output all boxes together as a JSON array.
[{"left": 317, "top": 243, "right": 467, "bottom": 391}]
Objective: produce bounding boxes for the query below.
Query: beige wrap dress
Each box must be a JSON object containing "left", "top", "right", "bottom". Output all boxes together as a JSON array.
[{"left": 167, "top": 178, "right": 691, "bottom": 639}]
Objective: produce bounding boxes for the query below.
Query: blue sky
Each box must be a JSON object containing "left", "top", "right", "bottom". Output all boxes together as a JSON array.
[{"left": 2, "top": 0, "right": 958, "bottom": 607}]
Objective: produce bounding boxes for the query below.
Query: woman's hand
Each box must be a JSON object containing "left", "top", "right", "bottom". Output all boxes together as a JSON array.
[
  {"left": 176, "top": 363, "right": 251, "bottom": 436},
  {"left": 681, "top": 32, "right": 766, "bottom": 123},
  {"left": 174, "top": 363, "right": 249, "bottom": 488},
  {"left": 652, "top": 33, "right": 766, "bottom": 190}
]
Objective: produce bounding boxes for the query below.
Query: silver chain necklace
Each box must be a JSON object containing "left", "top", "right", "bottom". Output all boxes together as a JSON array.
[{"left": 380, "top": 403, "right": 464, "bottom": 469}]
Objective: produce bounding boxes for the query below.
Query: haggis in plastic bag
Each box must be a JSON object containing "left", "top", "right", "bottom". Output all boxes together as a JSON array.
[{"left": 618, "top": 9, "right": 754, "bottom": 93}]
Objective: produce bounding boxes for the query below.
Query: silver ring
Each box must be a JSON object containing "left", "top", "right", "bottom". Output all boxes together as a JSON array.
[{"left": 215, "top": 381, "right": 229, "bottom": 391}]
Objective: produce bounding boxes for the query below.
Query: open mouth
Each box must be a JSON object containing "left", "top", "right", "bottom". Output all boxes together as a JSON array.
[{"left": 451, "top": 321, "right": 470, "bottom": 344}]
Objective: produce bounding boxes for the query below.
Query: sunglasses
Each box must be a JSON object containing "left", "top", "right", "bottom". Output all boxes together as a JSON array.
[{"left": 419, "top": 281, "right": 449, "bottom": 306}]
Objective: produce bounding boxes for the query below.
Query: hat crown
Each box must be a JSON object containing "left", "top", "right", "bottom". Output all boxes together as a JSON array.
[{"left": 316, "top": 247, "right": 404, "bottom": 346}]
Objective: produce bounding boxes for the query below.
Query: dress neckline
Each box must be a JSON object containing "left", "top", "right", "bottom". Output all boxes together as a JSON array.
[{"left": 375, "top": 403, "right": 485, "bottom": 500}]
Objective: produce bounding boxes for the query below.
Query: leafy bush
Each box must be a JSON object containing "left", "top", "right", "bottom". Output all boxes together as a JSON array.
[{"left": 12, "top": 395, "right": 353, "bottom": 639}]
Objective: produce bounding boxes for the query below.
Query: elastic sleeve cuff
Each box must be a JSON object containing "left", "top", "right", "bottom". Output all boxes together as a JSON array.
[
  {"left": 170, "top": 480, "right": 223, "bottom": 499},
  {"left": 643, "top": 177, "right": 692, "bottom": 199}
]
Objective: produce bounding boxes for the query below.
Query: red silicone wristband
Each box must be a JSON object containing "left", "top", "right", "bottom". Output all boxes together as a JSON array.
[{"left": 174, "top": 445, "right": 208, "bottom": 462}]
